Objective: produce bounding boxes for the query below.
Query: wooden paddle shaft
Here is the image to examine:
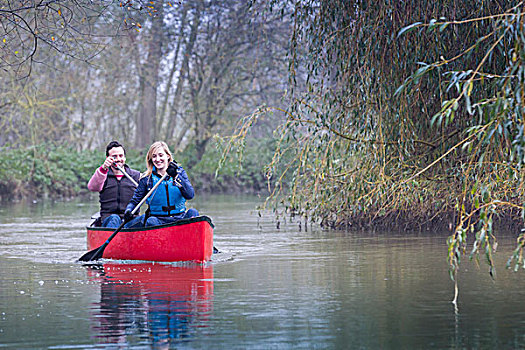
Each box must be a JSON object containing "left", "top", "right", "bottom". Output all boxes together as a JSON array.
[
  {"left": 115, "top": 163, "right": 139, "bottom": 187},
  {"left": 130, "top": 173, "right": 168, "bottom": 215}
]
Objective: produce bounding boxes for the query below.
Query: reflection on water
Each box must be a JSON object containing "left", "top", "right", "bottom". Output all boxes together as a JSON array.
[{"left": 87, "top": 263, "right": 213, "bottom": 347}]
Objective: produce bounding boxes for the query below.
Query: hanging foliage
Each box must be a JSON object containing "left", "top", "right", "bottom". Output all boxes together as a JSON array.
[{"left": 219, "top": 0, "right": 525, "bottom": 294}]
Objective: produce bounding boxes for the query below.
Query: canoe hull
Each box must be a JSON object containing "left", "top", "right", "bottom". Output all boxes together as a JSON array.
[{"left": 86, "top": 216, "right": 214, "bottom": 262}]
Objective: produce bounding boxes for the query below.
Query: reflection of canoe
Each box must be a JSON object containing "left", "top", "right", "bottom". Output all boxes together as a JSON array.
[
  {"left": 86, "top": 216, "right": 214, "bottom": 262},
  {"left": 93, "top": 262, "right": 214, "bottom": 298},
  {"left": 87, "top": 263, "right": 214, "bottom": 344}
]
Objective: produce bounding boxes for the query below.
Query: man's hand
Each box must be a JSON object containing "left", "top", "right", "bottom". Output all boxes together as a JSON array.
[
  {"left": 102, "top": 156, "right": 114, "bottom": 171},
  {"left": 167, "top": 161, "right": 179, "bottom": 178}
]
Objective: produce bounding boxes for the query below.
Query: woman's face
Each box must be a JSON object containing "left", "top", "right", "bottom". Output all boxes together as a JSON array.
[{"left": 151, "top": 147, "right": 170, "bottom": 172}]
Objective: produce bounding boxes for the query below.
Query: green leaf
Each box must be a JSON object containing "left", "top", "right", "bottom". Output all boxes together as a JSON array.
[{"left": 397, "top": 22, "right": 423, "bottom": 37}]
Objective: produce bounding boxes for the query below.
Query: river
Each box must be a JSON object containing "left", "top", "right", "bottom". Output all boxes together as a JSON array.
[{"left": 1, "top": 194, "right": 525, "bottom": 349}]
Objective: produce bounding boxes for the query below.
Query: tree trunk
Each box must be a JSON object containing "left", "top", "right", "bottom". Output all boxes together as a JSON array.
[
  {"left": 135, "top": 5, "right": 164, "bottom": 148},
  {"left": 164, "top": 1, "right": 202, "bottom": 141}
]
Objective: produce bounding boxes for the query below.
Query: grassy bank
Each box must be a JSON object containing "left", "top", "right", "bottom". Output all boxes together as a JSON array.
[{"left": 0, "top": 141, "right": 274, "bottom": 201}]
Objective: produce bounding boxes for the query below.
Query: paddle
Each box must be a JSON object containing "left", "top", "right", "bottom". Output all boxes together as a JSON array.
[
  {"left": 78, "top": 173, "right": 168, "bottom": 262},
  {"left": 115, "top": 163, "right": 139, "bottom": 186}
]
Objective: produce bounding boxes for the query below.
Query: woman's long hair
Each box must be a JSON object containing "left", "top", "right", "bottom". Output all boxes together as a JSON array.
[{"left": 143, "top": 141, "right": 173, "bottom": 178}]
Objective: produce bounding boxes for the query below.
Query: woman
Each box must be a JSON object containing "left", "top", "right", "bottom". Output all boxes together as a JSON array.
[{"left": 123, "top": 141, "right": 199, "bottom": 228}]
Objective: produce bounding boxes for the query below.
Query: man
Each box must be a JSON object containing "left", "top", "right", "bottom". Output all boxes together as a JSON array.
[{"left": 88, "top": 141, "right": 141, "bottom": 228}]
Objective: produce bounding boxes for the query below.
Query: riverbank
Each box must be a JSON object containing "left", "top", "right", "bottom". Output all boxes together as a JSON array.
[
  {"left": 2, "top": 143, "right": 522, "bottom": 234},
  {"left": 0, "top": 143, "right": 271, "bottom": 201}
]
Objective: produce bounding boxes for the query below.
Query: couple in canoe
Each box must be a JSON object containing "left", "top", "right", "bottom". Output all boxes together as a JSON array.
[{"left": 88, "top": 140, "right": 199, "bottom": 228}]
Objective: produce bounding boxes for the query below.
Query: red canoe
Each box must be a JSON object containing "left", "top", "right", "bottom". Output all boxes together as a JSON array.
[{"left": 86, "top": 216, "right": 214, "bottom": 263}]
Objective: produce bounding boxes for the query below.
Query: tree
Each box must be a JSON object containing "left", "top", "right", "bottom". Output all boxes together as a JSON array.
[
  {"left": 181, "top": 0, "right": 289, "bottom": 162},
  {"left": 0, "top": 0, "right": 151, "bottom": 77},
  {"left": 220, "top": 0, "right": 525, "bottom": 299},
  {"left": 135, "top": 2, "right": 164, "bottom": 148},
  {"left": 0, "top": 0, "right": 151, "bottom": 148},
  {"left": 129, "top": 0, "right": 289, "bottom": 161},
  {"left": 0, "top": 0, "right": 290, "bottom": 163}
]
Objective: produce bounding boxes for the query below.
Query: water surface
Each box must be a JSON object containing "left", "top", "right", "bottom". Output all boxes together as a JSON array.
[{"left": 1, "top": 195, "right": 525, "bottom": 349}]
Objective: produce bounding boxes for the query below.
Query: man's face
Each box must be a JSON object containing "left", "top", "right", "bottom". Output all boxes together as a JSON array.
[{"left": 108, "top": 147, "right": 126, "bottom": 169}]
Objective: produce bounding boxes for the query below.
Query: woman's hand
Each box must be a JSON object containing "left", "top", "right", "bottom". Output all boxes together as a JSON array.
[{"left": 166, "top": 161, "right": 179, "bottom": 178}]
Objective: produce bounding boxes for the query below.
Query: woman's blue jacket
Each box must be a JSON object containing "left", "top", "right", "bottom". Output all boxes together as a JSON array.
[{"left": 125, "top": 165, "right": 194, "bottom": 216}]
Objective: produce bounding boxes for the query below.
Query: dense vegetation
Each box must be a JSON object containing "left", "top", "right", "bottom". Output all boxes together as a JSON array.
[
  {"left": 217, "top": 0, "right": 525, "bottom": 291},
  {"left": 0, "top": 140, "right": 273, "bottom": 201}
]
